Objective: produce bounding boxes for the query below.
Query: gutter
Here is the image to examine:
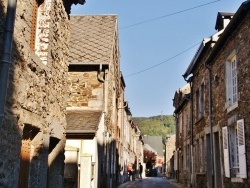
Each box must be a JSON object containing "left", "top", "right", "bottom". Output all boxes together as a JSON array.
[
  {"left": 205, "top": 0, "right": 250, "bottom": 65},
  {"left": 0, "top": 0, "right": 17, "bottom": 127}
]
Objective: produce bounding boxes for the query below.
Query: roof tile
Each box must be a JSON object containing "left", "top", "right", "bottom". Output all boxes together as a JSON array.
[{"left": 69, "top": 15, "right": 117, "bottom": 65}]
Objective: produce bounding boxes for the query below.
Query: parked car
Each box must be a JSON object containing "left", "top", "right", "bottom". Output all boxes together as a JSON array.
[{"left": 145, "top": 168, "right": 157, "bottom": 177}]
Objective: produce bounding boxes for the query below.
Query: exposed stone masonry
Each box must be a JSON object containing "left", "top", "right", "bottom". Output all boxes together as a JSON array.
[{"left": 0, "top": 0, "right": 71, "bottom": 186}]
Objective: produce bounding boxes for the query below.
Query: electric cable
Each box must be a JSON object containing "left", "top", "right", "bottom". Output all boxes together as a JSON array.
[
  {"left": 125, "top": 41, "right": 201, "bottom": 78},
  {"left": 120, "top": 0, "right": 221, "bottom": 30}
]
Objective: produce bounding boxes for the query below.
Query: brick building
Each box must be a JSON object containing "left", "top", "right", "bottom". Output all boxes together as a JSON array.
[
  {"left": 0, "top": 0, "right": 84, "bottom": 187},
  {"left": 177, "top": 1, "right": 250, "bottom": 187}
]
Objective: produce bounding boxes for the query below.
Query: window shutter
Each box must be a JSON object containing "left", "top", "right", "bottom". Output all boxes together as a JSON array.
[
  {"left": 237, "top": 119, "right": 247, "bottom": 178},
  {"left": 222, "top": 126, "right": 230, "bottom": 177}
]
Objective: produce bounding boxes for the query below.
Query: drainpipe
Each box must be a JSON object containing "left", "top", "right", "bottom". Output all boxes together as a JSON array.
[
  {"left": 205, "top": 62, "right": 214, "bottom": 188},
  {"left": 183, "top": 75, "right": 193, "bottom": 188},
  {"left": 0, "top": 0, "right": 17, "bottom": 127}
]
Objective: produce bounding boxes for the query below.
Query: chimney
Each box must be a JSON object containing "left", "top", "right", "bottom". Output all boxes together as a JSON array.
[{"left": 215, "top": 12, "right": 234, "bottom": 31}]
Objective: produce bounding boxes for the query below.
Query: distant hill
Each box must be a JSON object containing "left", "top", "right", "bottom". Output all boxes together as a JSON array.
[{"left": 132, "top": 115, "right": 175, "bottom": 143}]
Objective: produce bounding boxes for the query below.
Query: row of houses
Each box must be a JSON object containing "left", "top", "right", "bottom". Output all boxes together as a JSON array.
[
  {"left": 173, "top": 1, "right": 250, "bottom": 187},
  {"left": 0, "top": 1, "right": 143, "bottom": 187}
]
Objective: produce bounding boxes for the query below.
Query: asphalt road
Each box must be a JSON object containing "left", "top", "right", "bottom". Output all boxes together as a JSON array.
[{"left": 117, "top": 177, "right": 182, "bottom": 188}]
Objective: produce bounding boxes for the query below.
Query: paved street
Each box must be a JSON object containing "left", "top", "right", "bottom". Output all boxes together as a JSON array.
[{"left": 117, "top": 177, "right": 182, "bottom": 188}]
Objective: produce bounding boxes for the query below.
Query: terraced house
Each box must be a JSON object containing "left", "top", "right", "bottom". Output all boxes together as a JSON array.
[
  {"left": 0, "top": 0, "right": 85, "bottom": 187},
  {"left": 64, "top": 15, "right": 145, "bottom": 188},
  {"left": 175, "top": 1, "right": 250, "bottom": 187}
]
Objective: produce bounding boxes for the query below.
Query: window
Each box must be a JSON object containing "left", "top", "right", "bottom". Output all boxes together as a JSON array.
[
  {"left": 226, "top": 54, "right": 238, "bottom": 110},
  {"left": 196, "top": 83, "right": 205, "bottom": 119},
  {"left": 222, "top": 119, "right": 246, "bottom": 178},
  {"left": 179, "top": 114, "right": 182, "bottom": 138}
]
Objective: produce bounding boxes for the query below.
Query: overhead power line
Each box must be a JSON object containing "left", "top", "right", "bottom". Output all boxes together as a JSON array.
[
  {"left": 120, "top": 0, "right": 221, "bottom": 29},
  {"left": 124, "top": 41, "right": 201, "bottom": 78}
]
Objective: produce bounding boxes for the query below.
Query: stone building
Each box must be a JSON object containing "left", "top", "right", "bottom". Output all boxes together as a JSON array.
[
  {"left": 117, "top": 104, "right": 144, "bottom": 182},
  {"left": 65, "top": 15, "right": 121, "bottom": 188},
  {"left": 173, "top": 84, "right": 191, "bottom": 185},
  {"left": 0, "top": 0, "right": 85, "bottom": 187},
  {"left": 165, "top": 134, "right": 176, "bottom": 178},
  {"left": 178, "top": 1, "right": 250, "bottom": 187}
]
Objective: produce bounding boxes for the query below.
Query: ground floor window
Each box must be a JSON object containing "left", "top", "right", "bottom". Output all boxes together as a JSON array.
[{"left": 222, "top": 119, "right": 246, "bottom": 178}]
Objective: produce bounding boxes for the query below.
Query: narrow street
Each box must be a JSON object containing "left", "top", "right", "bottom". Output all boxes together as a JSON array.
[{"left": 117, "top": 177, "right": 182, "bottom": 188}]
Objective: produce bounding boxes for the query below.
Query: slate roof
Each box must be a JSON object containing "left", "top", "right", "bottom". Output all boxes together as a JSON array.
[
  {"left": 144, "top": 144, "right": 158, "bottom": 154},
  {"left": 68, "top": 15, "right": 118, "bottom": 65},
  {"left": 66, "top": 110, "right": 102, "bottom": 133},
  {"left": 143, "top": 136, "right": 163, "bottom": 156}
]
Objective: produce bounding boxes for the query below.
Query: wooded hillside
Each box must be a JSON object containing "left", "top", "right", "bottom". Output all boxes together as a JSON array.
[{"left": 132, "top": 115, "right": 175, "bottom": 143}]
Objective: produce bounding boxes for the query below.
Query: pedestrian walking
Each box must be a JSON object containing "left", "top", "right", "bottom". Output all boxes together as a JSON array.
[
  {"left": 127, "top": 163, "right": 133, "bottom": 181},
  {"left": 139, "top": 162, "right": 143, "bottom": 180},
  {"left": 132, "top": 163, "right": 136, "bottom": 181}
]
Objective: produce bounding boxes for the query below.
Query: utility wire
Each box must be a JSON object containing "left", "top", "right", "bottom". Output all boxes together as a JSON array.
[
  {"left": 125, "top": 41, "right": 201, "bottom": 78},
  {"left": 120, "top": 0, "right": 221, "bottom": 30}
]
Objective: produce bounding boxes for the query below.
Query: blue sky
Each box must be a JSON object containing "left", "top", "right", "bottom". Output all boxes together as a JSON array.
[{"left": 71, "top": 0, "right": 244, "bottom": 117}]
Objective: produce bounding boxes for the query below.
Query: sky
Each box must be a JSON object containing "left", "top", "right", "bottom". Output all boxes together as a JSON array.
[{"left": 71, "top": 0, "right": 244, "bottom": 117}]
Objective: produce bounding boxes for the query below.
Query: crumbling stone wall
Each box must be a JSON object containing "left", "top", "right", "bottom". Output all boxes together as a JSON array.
[{"left": 0, "top": 0, "right": 70, "bottom": 187}]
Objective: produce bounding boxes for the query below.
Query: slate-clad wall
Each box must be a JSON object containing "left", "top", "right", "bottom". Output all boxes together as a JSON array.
[{"left": 0, "top": 0, "right": 69, "bottom": 187}]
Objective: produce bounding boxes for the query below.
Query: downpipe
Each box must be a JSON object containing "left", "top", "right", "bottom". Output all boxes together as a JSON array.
[
  {"left": 205, "top": 62, "right": 215, "bottom": 188},
  {"left": 0, "top": 0, "right": 17, "bottom": 127}
]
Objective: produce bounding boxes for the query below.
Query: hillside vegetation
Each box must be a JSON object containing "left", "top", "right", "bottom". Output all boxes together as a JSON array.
[{"left": 132, "top": 115, "right": 175, "bottom": 143}]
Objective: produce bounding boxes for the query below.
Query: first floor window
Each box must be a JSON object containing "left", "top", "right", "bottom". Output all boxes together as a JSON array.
[
  {"left": 196, "top": 83, "right": 205, "bottom": 119},
  {"left": 222, "top": 119, "right": 246, "bottom": 178},
  {"left": 225, "top": 53, "right": 238, "bottom": 108}
]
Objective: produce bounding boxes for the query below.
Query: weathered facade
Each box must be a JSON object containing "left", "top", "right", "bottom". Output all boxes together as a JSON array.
[
  {"left": 65, "top": 15, "right": 121, "bottom": 188},
  {"left": 0, "top": 0, "right": 84, "bottom": 187},
  {"left": 173, "top": 84, "right": 191, "bottom": 186},
  {"left": 177, "top": 1, "right": 250, "bottom": 187},
  {"left": 165, "top": 134, "right": 176, "bottom": 178},
  {"left": 118, "top": 104, "right": 144, "bottom": 182}
]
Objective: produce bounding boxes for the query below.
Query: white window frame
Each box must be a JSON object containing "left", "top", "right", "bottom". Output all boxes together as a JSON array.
[
  {"left": 222, "top": 119, "right": 247, "bottom": 179},
  {"left": 222, "top": 126, "right": 230, "bottom": 177},
  {"left": 237, "top": 119, "right": 247, "bottom": 178},
  {"left": 225, "top": 52, "right": 238, "bottom": 112},
  {"left": 179, "top": 114, "right": 182, "bottom": 138}
]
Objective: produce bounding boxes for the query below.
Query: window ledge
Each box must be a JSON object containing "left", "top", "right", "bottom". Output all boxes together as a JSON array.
[
  {"left": 231, "top": 177, "right": 243, "bottom": 183},
  {"left": 226, "top": 102, "right": 238, "bottom": 113}
]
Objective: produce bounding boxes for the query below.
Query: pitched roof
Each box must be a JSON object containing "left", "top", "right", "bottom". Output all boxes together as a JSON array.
[
  {"left": 66, "top": 110, "right": 102, "bottom": 133},
  {"left": 68, "top": 15, "right": 117, "bottom": 65},
  {"left": 143, "top": 135, "right": 163, "bottom": 156},
  {"left": 206, "top": 0, "right": 250, "bottom": 65}
]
